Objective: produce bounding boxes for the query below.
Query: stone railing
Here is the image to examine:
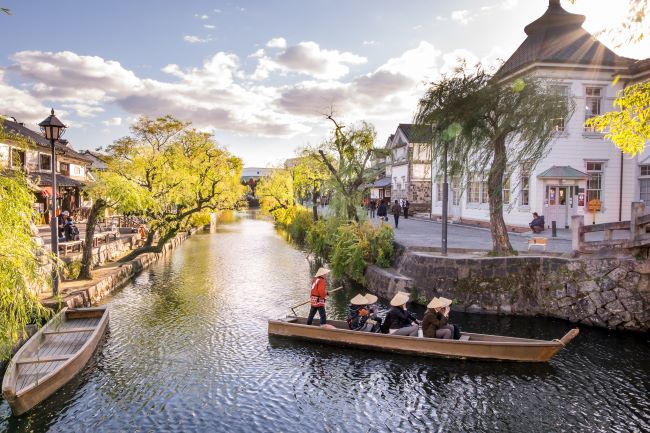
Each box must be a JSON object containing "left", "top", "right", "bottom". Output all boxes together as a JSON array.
[{"left": 572, "top": 202, "right": 650, "bottom": 252}]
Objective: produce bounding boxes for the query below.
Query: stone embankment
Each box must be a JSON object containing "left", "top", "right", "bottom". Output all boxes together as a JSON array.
[
  {"left": 366, "top": 248, "right": 650, "bottom": 332},
  {"left": 43, "top": 231, "right": 192, "bottom": 310}
]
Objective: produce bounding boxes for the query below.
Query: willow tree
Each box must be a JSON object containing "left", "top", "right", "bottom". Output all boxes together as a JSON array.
[
  {"left": 257, "top": 169, "right": 296, "bottom": 225},
  {"left": 309, "top": 115, "right": 386, "bottom": 221},
  {"left": 106, "top": 116, "right": 244, "bottom": 258},
  {"left": 0, "top": 126, "right": 52, "bottom": 359},
  {"left": 292, "top": 153, "right": 329, "bottom": 222},
  {"left": 415, "top": 67, "right": 572, "bottom": 254}
]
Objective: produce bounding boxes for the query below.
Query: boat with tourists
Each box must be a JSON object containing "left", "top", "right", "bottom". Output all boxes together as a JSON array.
[
  {"left": 268, "top": 316, "right": 579, "bottom": 362},
  {"left": 2, "top": 307, "right": 109, "bottom": 416}
]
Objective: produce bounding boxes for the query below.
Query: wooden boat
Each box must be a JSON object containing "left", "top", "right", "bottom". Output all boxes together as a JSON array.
[
  {"left": 268, "top": 316, "right": 579, "bottom": 362},
  {"left": 2, "top": 307, "right": 109, "bottom": 416}
]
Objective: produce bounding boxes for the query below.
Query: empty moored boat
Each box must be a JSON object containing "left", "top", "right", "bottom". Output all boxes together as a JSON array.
[
  {"left": 268, "top": 316, "right": 579, "bottom": 362},
  {"left": 2, "top": 307, "right": 109, "bottom": 416}
]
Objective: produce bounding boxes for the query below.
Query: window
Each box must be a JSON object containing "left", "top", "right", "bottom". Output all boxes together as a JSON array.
[
  {"left": 480, "top": 180, "right": 489, "bottom": 204},
  {"left": 520, "top": 163, "right": 531, "bottom": 206},
  {"left": 39, "top": 154, "right": 51, "bottom": 171},
  {"left": 10, "top": 148, "right": 25, "bottom": 169},
  {"left": 468, "top": 180, "right": 480, "bottom": 204},
  {"left": 503, "top": 174, "right": 511, "bottom": 203},
  {"left": 584, "top": 87, "right": 602, "bottom": 131},
  {"left": 551, "top": 85, "right": 568, "bottom": 132},
  {"left": 74, "top": 165, "right": 82, "bottom": 175},
  {"left": 586, "top": 162, "right": 603, "bottom": 206},
  {"left": 59, "top": 162, "right": 69, "bottom": 176},
  {"left": 640, "top": 165, "right": 650, "bottom": 203}
]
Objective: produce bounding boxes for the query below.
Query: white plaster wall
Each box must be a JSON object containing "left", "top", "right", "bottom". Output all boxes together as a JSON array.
[{"left": 392, "top": 164, "right": 408, "bottom": 200}]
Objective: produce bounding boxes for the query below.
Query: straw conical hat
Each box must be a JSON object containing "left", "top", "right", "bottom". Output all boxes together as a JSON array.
[
  {"left": 350, "top": 294, "right": 370, "bottom": 305},
  {"left": 390, "top": 291, "right": 410, "bottom": 307},
  {"left": 314, "top": 267, "right": 330, "bottom": 278},
  {"left": 364, "top": 294, "right": 378, "bottom": 304},
  {"left": 427, "top": 297, "right": 452, "bottom": 309}
]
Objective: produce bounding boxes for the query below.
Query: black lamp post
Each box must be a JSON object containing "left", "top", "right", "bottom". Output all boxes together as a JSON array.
[{"left": 39, "top": 109, "right": 66, "bottom": 295}]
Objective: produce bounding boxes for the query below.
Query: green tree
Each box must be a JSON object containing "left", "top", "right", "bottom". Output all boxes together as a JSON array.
[
  {"left": 257, "top": 169, "right": 295, "bottom": 225},
  {"left": 415, "top": 67, "right": 572, "bottom": 254},
  {"left": 309, "top": 115, "right": 385, "bottom": 221},
  {"left": 0, "top": 125, "right": 53, "bottom": 359},
  {"left": 292, "top": 153, "right": 329, "bottom": 222},
  {"left": 106, "top": 116, "right": 244, "bottom": 258}
]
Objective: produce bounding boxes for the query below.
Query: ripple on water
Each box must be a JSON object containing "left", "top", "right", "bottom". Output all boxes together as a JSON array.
[{"left": 1, "top": 215, "right": 649, "bottom": 433}]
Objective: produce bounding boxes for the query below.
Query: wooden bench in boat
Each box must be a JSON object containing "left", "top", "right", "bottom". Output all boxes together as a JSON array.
[
  {"left": 16, "top": 355, "right": 72, "bottom": 365},
  {"left": 42, "top": 327, "right": 97, "bottom": 335}
]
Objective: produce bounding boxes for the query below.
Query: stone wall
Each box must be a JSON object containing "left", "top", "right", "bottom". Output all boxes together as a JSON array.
[
  {"left": 365, "top": 249, "right": 650, "bottom": 332},
  {"left": 408, "top": 181, "right": 431, "bottom": 212}
]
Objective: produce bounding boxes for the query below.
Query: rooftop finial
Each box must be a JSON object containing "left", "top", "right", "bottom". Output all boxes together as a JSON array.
[
  {"left": 50, "top": 108, "right": 54, "bottom": 115},
  {"left": 549, "top": 0, "right": 561, "bottom": 6}
]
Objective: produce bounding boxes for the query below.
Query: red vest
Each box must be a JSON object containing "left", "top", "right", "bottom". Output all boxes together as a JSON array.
[{"left": 310, "top": 277, "right": 327, "bottom": 307}]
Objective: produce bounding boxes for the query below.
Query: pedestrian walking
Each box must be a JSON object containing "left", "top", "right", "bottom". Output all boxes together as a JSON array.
[
  {"left": 404, "top": 200, "right": 410, "bottom": 219},
  {"left": 370, "top": 200, "right": 377, "bottom": 218},
  {"left": 377, "top": 200, "right": 387, "bottom": 221},
  {"left": 391, "top": 200, "right": 401, "bottom": 229}
]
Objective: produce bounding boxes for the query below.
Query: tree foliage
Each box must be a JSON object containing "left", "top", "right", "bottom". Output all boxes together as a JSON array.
[
  {"left": 105, "top": 116, "right": 244, "bottom": 256},
  {"left": 0, "top": 126, "right": 53, "bottom": 359},
  {"left": 415, "top": 66, "right": 573, "bottom": 254},
  {"left": 291, "top": 153, "right": 329, "bottom": 221},
  {"left": 586, "top": 81, "right": 650, "bottom": 156},
  {"left": 309, "top": 115, "right": 386, "bottom": 221},
  {"left": 256, "top": 169, "right": 296, "bottom": 225}
]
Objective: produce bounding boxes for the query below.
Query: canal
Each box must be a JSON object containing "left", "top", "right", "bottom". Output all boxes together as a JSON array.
[{"left": 1, "top": 213, "right": 649, "bottom": 432}]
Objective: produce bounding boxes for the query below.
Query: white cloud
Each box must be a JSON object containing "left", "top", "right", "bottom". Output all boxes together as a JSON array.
[
  {"left": 363, "top": 40, "right": 377, "bottom": 46},
  {"left": 183, "top": 35, "right": 211, "bottom": 44},
  {"left": 500, "top": 0, "right": 518, "bottom": 9},
  {"left": 199, "top": 14, "right": 209, "bottom": 20},
  {"left": 203, "top": 24, "right": 215, "bottom": 29},
  {"left": 213, "top": 9, "right": 221, "bottom": 13},
  {"left": 451, "top": 10, "right": 473, "bottom": 25},
  {"left": 102, "top": 117, "right": 122, "bottom": 126},
  {"left": 0, "top": 70, "right": 49, "bottom": 124},
  {"left": 266, "top": 37, "right": 287, "bottom": 49},
  {"left": 252, "top": 41, "right": 367, "bottom": 80}
]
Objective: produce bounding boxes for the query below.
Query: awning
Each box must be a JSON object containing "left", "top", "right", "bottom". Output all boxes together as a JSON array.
[
  {"left": 30, "top": 172, "right": 84, "bottom": 188},
  {"left": 537, "top": 166, "right": 589, "bottom": 180},
  {"left": 373, "top": 177, "right": 392, "bottom": 188}
]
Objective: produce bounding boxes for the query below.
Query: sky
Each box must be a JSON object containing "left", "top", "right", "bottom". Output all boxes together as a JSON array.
[{"left": 0, "top": 0, "right": 647, "bottom": 167}]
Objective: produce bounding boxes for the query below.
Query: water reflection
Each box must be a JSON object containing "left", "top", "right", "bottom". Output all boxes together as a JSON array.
[{"left": 1, "top": 213, "right": 648, "bottom": 433}]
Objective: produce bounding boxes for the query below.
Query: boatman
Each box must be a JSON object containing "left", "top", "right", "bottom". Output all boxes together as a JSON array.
[{"left": 306, "top": 267, "right": 330, "bottom": 326}]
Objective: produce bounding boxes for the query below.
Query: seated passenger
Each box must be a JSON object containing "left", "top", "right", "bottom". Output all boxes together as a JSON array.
[
  {"left": 380, "top": 291, "right": 419, "bottom": 336},
  {"left": 422, "top": 297, "right": 460, "bottom": 340},
  {"left": 529, "top": 212, "right": 545, "bottom": 233},
  {"left": 347, "top": 294, "right": 375, "bottom": 332}
]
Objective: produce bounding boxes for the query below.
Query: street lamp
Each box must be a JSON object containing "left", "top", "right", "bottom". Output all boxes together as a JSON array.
[{"left": 39, "top": 109, "right": 66, "bottom": 295}]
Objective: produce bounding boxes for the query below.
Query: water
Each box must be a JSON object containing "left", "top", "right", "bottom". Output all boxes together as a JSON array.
[{"left": 2, "top": 213, "right": 649, "bottom": 432}]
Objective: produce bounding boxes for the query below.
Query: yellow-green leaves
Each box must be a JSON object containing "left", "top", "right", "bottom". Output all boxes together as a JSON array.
[{"left": 586, "top": 81, "right": 650, "bottom": 156}]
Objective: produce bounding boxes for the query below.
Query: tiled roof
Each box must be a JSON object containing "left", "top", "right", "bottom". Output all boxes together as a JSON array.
[
  {"left": 28, "top": 172, "right": 85, "bottom": 187},
  {"left": 537, "top": 165, "right": 588, "bottom": 179},
  {"left": 397, "top": 123, "right": 433, "bottom": 143},
  {"left": 1, "top": 119, "right": 92, "bottom": 163},
  {"left": 373, "top": 177, "right": 392, "bottom": 188},
  {"left": 496, "top": 0, "right": 635, "bottom": 79}
]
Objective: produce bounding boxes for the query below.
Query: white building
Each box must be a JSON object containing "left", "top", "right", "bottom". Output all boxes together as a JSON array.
[
  {"left": 431, "top": 0, "right": 650, "bottom": 231},
  {"left": 385, "top": 124, "right": 433, "bottom": 212}
]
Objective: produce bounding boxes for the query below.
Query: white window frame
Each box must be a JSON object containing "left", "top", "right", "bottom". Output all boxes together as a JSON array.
[
  {"left": 551, "top": 85, "right": 569, "bottom": 133},
  {"left": 39, "top": 153, "right": 52, "bottom": 171},
  {"left": 585, "top": 160, "right": 606, "bottom": 211},
  {"left": 584, "top": 86, "right": 603, "bottom": 133},
  {"left": 640, "top": 165, "right": 650, "bottom": 203},
  {"left": 519, "top": 163, "right": 531, "bottom": 209}
]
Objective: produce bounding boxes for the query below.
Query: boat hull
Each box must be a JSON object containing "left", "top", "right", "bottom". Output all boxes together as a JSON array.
[
  {"left": 2, "top": 307, "right": 109, "bottom": 416},
  {"left": 268, "top": 317, "right": 577, "bottom": 363}
]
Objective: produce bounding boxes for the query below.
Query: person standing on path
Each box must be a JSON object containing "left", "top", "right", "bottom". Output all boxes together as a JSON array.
[
  {"left": 377, "top": 200, "right": 387, "bottom": 221},
  {"left": 403, "top": 200, "right": 410, "bottom": 219},
  {"left": 370, "top": 200, "right": 377, "bottom": 218},
  {"left": 307, "top": 267, "right": 330, "bottom": 326},
  {"left": 391, "top": 200, "right": 401, "bottom": 229}
]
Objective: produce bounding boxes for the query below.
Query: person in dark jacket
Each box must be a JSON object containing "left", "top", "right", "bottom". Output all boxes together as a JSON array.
[
  {"left": 391, "top": 200, "right": 402, "bottom": 229},
  {"left": 63, "top": 216, "right": 80, "bottom": 242},
  {"left": 348, "top": 294, "right": 375, "bottom": 332},
  {"left": 377, "top": 201, "right": 388, "bottom": 221},
  {"left": 380, "top": 291, "right": 419, "bottom": 336},
  {"left": 422, "top": 297, "right": 460, "bottom": 339},
  {"left": 529, "top": 212, "right": 545, "bottom": 233},
  {"left": 403, "top": 200, "right": 410, "bottom": 219},
  {"left": 369, "top": 200, "right": 377, "bottom": 218}
]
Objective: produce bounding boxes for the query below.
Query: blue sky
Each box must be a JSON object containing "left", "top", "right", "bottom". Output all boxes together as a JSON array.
[{"left": 0, "top": 0, "right": 646, "bottom": 167}]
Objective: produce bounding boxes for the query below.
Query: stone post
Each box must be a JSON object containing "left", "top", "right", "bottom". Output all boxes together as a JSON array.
[
  {"left": 571, "top": 215, "right": 584, "bottom": 251},
  {"left": 630, "top": 201, "right": 645, "bottom": 241}
]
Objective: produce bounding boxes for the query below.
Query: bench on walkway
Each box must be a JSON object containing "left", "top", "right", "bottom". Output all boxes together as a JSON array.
[
  {"left": 528, "top": 237, "right": 547, "bottom": 251},
  {"left": 58, "top": 240, "right": 84, "bottom": 255},
  {"left": 92, "top": 230, "right": 118, "bottom": 247}
]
